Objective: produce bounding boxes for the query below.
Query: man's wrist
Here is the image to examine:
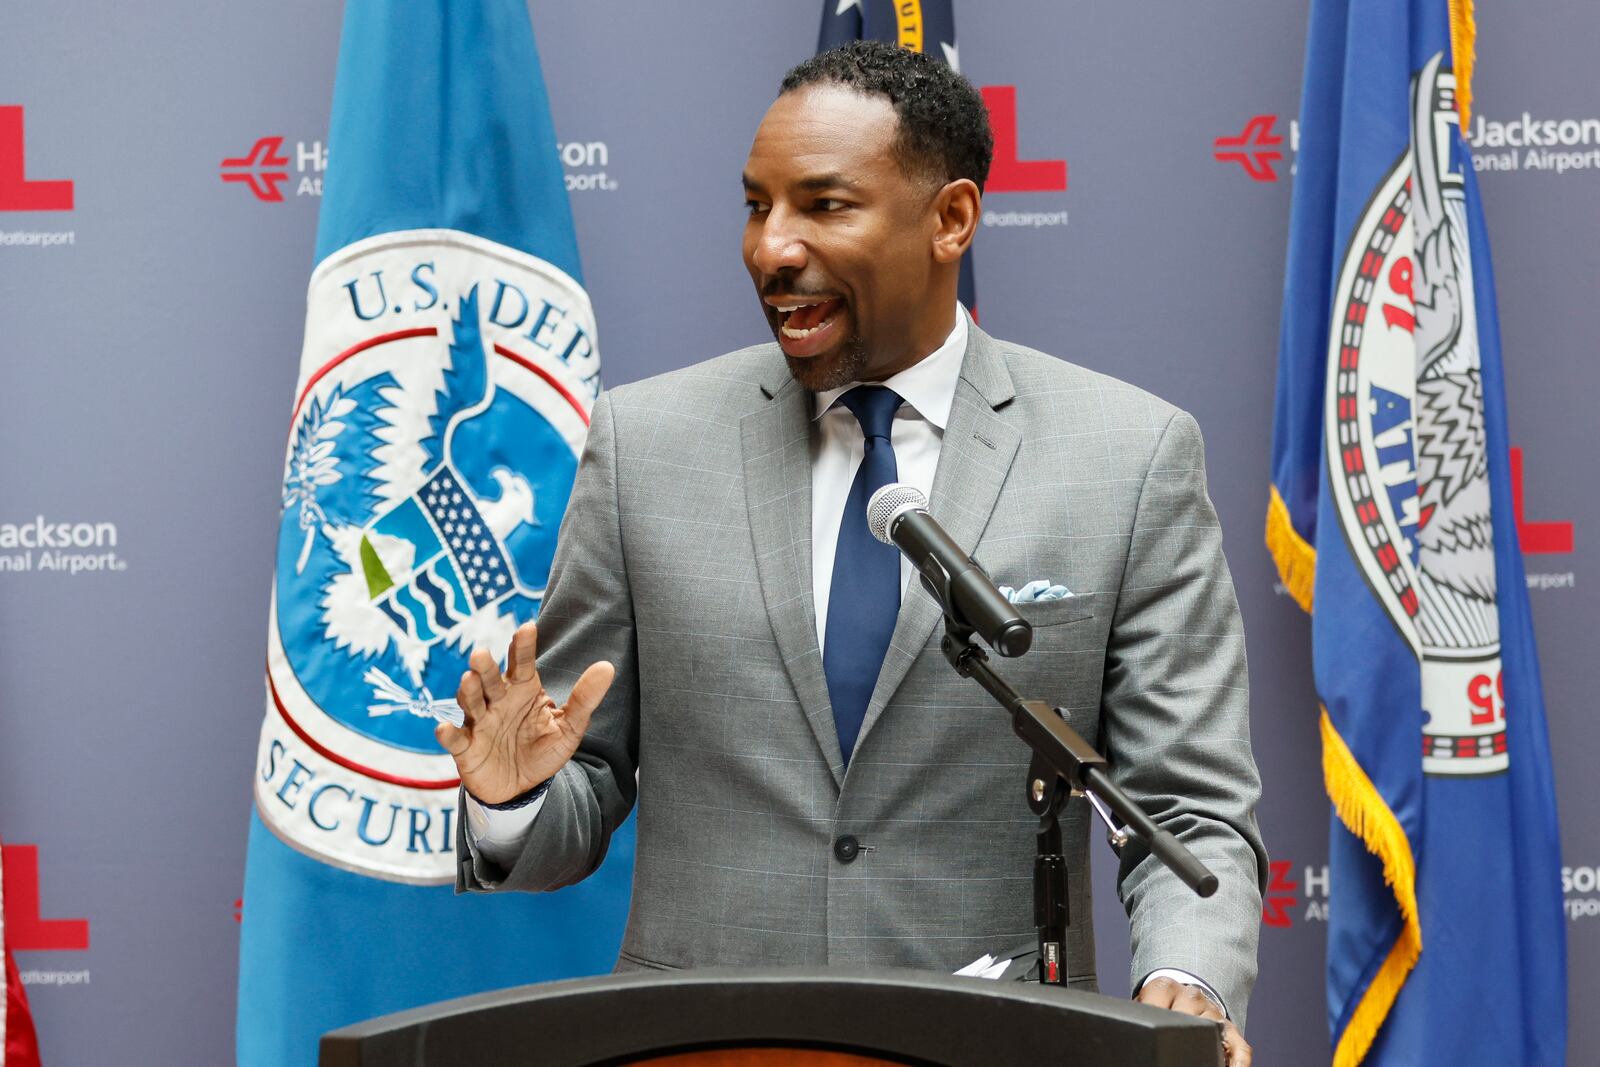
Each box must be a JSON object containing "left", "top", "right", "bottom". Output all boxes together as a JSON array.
[
  {"left": 463, "top": 778, "right": 550, "bottom": 868},
  {"left": 469, "top": 777, "right": 552, "bottom": 811},
  {"left": 1140, "top": 969, "right": 1229, "bottom": 1018}
]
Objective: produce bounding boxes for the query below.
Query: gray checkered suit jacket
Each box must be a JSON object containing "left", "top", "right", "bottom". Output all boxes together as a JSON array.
[{"left": 457, "top": 323, "right": 1268, "bottom": 1027}]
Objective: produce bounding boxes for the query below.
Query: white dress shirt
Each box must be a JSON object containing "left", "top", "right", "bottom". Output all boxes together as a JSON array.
[{"left": 460, "top": 305, "right": 1223, "bottom": 1014}]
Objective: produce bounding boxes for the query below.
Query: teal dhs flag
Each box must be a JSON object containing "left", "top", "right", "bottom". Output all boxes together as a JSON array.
[
  {"left": 237, "top": 3, "right": 632, "bottom": 1063},
  {"left": 1268, "top": 1, "right": 1564, "bottom": 1064}
]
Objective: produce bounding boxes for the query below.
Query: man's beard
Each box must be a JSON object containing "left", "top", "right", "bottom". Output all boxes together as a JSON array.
[{"left": 784, "top": 334, "right": 871, "bottom": 392}]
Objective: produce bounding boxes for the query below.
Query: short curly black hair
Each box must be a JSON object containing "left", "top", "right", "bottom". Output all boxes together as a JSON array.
[{"left": 780, "top": 40, "right": 993, "bottom": 194}]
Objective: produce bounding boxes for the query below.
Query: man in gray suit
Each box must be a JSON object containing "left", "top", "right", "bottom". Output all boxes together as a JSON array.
[{"left": 439, "top": 42, "right": 1265, "bottom": 1064}]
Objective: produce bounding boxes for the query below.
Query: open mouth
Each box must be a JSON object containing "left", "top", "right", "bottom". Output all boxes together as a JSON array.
[{"left": 772, "top": 297, "right": 845, "bottom": 342}]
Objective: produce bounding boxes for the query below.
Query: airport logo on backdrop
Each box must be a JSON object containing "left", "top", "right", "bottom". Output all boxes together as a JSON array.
[
  {"left": 1214, "top": 115, "right": 1287, "bottom": 182},
  {"left": 257, "top": 229, "right": 598, "bottom": 883},
  {"left": 1214, "top": 113, "right": 1303, "bottom": 182},
  {"left": 978, "top": 85, "right": 1069, "bottom": 230},
  {"left": 221, "top": 136, "right": 617, "bottom": 201},
  {"left": 0, "top": 517, "right": 125, "bottom": 575},
  {"left": 1260, "top": 857, "right": 1331, "bottom": 927},
  {"left": 1216, "top": 109, "right": 1600, "bottom": 181},
  {"left": 559, "top": 140, "right": 616, "bottom": 192},
  {"left": 0, "top": 106, "right": 73, "bottom": 210},
  {"left": 3, "top": 843, "right": 92, "bottom": 989},
  {"left": 220, "top": 136, "right": 325, "bottom": 201},
  {"left": 1467, "top": 112, "right": 1600, "bottom": 175},
  {"left": 1563, "top": 863, "right": 1600, "bottom": 922},
  {"left": 2, "top": 105, "right": 77, "bottom": 249},
  {"left": 1514, "top": 445, "right": 1577, "bottom": 593}
]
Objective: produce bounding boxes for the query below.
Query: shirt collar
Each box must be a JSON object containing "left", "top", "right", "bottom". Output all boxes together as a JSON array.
[{"left": 810, "top": 305, "right": 968, "bottom": 430}]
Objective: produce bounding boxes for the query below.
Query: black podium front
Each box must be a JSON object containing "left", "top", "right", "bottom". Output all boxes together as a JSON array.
[{"left": 320, "top": 967, "right": 1223, "bottom": 1066}]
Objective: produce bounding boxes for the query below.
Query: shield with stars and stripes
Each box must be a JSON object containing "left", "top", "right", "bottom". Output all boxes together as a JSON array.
[{"left": 361, "top": 463, "right": 527, "bottom": 646}]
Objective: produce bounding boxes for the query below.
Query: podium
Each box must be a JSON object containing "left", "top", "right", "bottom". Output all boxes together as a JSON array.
[{"left": 320, "top": 967, "right": 1223, "bottom": 1066}]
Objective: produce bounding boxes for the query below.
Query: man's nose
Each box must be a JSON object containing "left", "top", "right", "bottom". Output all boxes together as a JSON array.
[{"left": 750, "top": 209, "right": 808, "bottom": 275}]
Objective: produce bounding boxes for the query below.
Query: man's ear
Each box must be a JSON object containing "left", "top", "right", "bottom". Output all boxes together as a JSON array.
[{"left": 931, "top": 178, "right": 981, "bottom": 264}]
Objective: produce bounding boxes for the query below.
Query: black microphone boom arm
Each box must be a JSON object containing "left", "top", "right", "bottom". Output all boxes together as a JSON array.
[{"left": 940, "top": 626, "right": 1220, "bottom": 901}]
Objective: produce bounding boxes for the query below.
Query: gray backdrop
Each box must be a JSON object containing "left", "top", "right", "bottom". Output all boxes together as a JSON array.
[{"left": 1, "top": 2, "right": 1593, "bottom": 1063}]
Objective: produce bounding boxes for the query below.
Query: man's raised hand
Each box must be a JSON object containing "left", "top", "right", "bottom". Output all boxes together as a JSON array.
[{"left": 434, "top": 621, "right": 614, "bottom": 804}]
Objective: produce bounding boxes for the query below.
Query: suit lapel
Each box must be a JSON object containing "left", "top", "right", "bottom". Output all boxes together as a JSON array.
[
  {"left": 741, "top": 371, "right": 846, "bottom": 784},
  {"left": 855, "top": 325, "right": 1021, "bottom": 750}
]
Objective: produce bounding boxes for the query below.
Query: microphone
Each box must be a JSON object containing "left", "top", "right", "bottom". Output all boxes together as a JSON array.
[{"left": 867, "top": 483, "right": 1032, "bottom": 658}]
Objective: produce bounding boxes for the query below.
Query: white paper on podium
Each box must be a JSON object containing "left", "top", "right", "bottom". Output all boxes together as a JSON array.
[{"left": 953, "top": 953, "right": 1014, "bottom": 980}]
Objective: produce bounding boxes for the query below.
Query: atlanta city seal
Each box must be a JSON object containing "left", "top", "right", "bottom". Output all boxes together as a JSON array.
[{"left": 1325, "top": 53, "right": 1506, "bottom": 776}]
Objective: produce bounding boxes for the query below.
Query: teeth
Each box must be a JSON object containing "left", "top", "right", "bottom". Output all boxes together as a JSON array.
[{"left": 775, "top": 299, "right": 837, "bottom": 340}]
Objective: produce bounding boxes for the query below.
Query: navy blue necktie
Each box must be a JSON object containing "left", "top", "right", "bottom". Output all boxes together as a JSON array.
[{"left": 822, "top": 386, "right": 904, "bottom": 766}]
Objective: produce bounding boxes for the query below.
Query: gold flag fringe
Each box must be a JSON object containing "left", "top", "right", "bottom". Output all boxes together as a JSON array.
[
  {"left": 1322, "top": 708, "right": 1423, "bottom": 1067},
  {"left": 1449, "top": 0, "right": 1477, "bottom": 126},
  {"left": 1266, "top": 485, "right": 1316, "bottom": 613}
]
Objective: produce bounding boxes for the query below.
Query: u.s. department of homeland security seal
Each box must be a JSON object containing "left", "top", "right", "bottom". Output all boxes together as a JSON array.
[
  {"left": 1325, "top": 52, "right": 1505, "bottom": 776},
  {"left": 257, "top": 229, "right": 599, "bottom": 882}
]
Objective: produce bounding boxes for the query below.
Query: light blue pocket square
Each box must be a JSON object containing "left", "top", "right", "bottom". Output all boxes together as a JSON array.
[{"left": 998, "top": 579, "right": 1073, "bottom": 604}]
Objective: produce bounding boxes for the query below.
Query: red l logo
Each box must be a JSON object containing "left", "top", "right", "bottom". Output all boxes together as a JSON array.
[
  {"left": 1511, "top": 447, "right": 1574, "bottom": 554},
  {"left": 0, "top": 106, "right": 74, "bottom": 211},
  {"left": 2, "top": 844, "right": 90, "bottom": 951},
  {"left": 980, "top": 86, "right": 1067, "bottom": 193}
]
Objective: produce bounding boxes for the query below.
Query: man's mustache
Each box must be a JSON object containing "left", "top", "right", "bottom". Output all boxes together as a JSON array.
[{"left": 759, "top": 277, "right": 838, "bottom": 300}]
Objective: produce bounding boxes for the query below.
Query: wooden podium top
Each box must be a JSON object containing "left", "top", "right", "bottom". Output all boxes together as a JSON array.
[{"left": 321, "top": 966, "right": 1224, "bottom": 1067}]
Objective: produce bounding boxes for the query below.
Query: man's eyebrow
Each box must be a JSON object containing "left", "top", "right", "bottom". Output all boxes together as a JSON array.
[
  {"left": 740, "top": 173, "right": 860, "bottom": 194},
  {"left": 796, "top": 174, "right": 857, "bottom": 193}
]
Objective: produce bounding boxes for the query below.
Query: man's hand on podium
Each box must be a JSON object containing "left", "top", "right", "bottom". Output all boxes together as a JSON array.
[
  {"left": 1136, "top": 977, "right": 1251, "bottom": 1067},
  {"left": 435, "top": 621, "right": 614, "bottom": 804}
]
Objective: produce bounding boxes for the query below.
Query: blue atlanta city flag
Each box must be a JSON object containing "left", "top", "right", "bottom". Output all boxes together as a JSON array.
[
  {"left": 236, "top": 2, "right": 632, "bottom": 1063},
  {"left": 1268, "top": 1, "right": 1566, "bottom": 1063},
  {"left": 817, "top": 0, "right": 976, "bottom": 317}
]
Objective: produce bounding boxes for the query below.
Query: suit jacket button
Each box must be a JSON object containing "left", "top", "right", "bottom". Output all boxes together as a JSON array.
[{"left": 833, "top": 835, "right": 861, "bottom": 863}]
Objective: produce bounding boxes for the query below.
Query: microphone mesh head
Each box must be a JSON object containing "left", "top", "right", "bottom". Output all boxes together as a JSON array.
[{"left": 867, "top": 483, "right": 928, "bottom": 545}]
